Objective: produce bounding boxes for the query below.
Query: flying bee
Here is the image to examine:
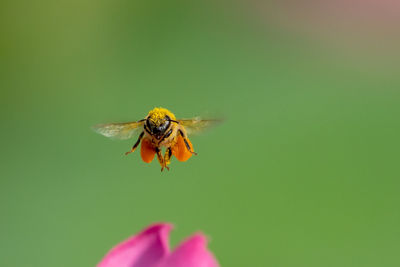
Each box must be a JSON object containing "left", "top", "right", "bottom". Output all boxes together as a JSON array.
[{"left": 93, "top": 107, "right": 221, "bottom": 171}]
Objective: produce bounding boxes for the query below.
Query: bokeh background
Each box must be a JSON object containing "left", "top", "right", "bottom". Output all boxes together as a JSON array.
[{"left": 1, "top": 0, "right": 400, "bottom": 266}]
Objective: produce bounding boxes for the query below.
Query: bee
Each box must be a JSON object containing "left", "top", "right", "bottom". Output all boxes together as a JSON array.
[{"left": 93, "top": 107, "right": 221, "bottom": 171}]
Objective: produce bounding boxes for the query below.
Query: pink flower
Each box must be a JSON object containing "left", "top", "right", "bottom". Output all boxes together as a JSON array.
[{"left": 97, "top": 223, "right": 220, "bottom": 267}]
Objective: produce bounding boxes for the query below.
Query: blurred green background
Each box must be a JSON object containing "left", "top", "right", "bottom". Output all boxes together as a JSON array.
[{"left": 1, "top": 1, "right": 400, "bottom": 266}]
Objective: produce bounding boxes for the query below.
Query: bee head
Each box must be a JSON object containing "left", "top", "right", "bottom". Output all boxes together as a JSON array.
[
  {"left": 146, "top": 116, "right": 171, "bottom": 139},
  {"left": 146, "top": 108, "right": 176, "bottom": 140}
]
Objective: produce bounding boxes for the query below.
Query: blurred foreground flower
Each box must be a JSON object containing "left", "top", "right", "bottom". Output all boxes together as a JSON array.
[{"left": 97, "top": 223, "right": 219, "bottom": 267}]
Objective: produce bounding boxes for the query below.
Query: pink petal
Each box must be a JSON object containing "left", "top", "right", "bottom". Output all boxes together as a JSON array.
[
  {"left": 158, "top": 234, "right": 220, "bottom": 267},
  {"left": 97, "top": 223, "right": 172, "bottom": 267}
]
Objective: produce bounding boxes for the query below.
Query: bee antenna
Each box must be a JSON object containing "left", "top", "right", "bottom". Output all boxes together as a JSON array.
[{"left": 170, "top": 119, "right": 180, "bottom": 124}]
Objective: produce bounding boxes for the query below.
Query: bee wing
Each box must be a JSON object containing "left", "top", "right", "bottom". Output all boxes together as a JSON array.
[
  {"left": 92, "top": 121, "right": 144, "bottom": 140},
  {"left": 178, "top": 117, "right": 223, "bottom": 135}
]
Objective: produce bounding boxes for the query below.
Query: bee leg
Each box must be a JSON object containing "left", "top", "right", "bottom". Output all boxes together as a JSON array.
[
  {"left": 125, "top": 131, "right": 144, "bottom": 155},
  {"left": 178, "top": 129, "right": 198, "bottom": 155},
  {"left": 155, "top": 147, "right": 168, "bottom": 171},
  {"left": 163, "top": 147, "right": 172, "bottom": 170}
]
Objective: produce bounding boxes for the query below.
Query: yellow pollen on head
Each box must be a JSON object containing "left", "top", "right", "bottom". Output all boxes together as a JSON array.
[{"left": 147, "top": 107, "right": 176, "bottom": 125}]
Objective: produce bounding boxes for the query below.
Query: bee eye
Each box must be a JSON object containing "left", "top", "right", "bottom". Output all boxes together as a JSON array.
[
  {"left": 159, "top": 120, "right": 170, "bottom": 132},
  {"left": 161, "top": 116, "right": 171, "bottom": 131},
  {"left": 146, "top": 119, "right": 156, "bottom": 132}
]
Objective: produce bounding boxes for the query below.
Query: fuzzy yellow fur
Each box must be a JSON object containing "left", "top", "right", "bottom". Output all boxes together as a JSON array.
[{"left": 147, "top": 107, "right": 176, "bottom": 125}]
